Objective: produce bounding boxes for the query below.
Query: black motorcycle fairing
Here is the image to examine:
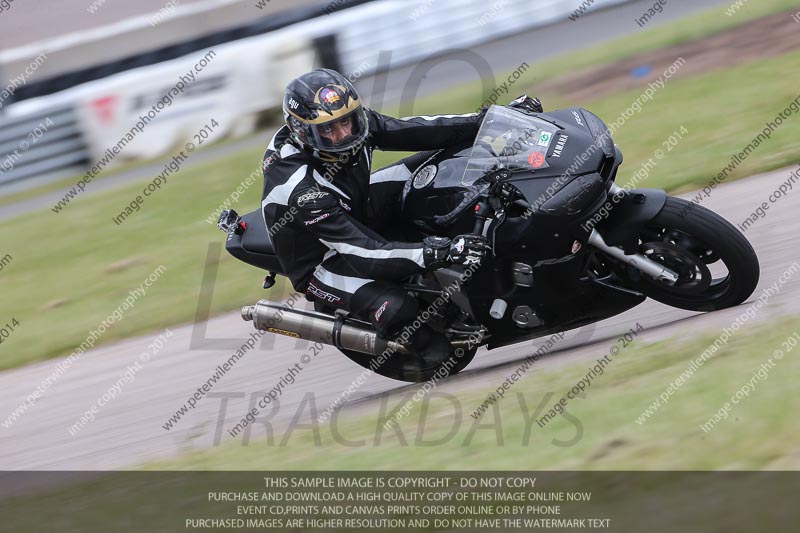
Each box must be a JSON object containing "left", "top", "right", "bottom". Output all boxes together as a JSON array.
[
  {"left": 595, "top": 188, "right": 667, "bottom": 253},
  {"left": 538, "top": 172, "right": 606, "bottom": 216},
  {"left": 461, "top": 249, "right": 646, "bottom": 350},
  {"left": 402, "top": 106, "right": 612, "bottom": 233}
]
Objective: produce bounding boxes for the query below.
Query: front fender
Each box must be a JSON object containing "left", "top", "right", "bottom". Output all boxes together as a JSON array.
[{"left": 596, "top": 188, "right": 667, "bottom": 253}]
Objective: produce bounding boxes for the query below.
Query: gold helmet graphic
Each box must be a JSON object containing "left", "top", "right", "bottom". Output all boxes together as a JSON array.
[{"left": 283, "top": 69, "right": 369, "bottom": 159}]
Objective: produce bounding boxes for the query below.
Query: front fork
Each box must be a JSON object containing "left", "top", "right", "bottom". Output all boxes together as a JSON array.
[
  {"left": 587, "top": 184, "right": 679, "bottom": 285},
  {"left": 588, "top": 229, "right": 678, "bottom": 285}
]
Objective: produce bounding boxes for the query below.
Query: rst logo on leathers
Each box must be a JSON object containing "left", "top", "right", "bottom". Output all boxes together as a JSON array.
[
  {"left": 413, "top": 165, "right": 437, "bottom": 189},
  {"left": 297, "top": 190, "right": 329, "bottom": 204},
  {"left": 374, "top": 300, "right": 390, "bottom": 322},
  {"left": 307, "top": 282, "right": 341, "bottom": 303}
]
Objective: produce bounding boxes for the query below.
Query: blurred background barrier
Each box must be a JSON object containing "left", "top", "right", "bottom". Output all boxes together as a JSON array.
[{"left": 0, "top": 0, "right": 631, "bottom": 187}]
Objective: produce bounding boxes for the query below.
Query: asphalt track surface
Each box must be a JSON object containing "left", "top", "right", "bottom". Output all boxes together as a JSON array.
[
  {"left": 0, "top": 0, "right": 731, "bottom": 217},
  {"left": 2, "top": 165, "right": 799, "bottom": 470}
]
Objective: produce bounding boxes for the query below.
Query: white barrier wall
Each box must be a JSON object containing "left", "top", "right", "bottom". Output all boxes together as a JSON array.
[
  {"left": 3, "top": 33, "right": 315, "bottom": 171},
  {"left": 0, "top": 0, "right": 631, "bottom": 184},
  {"left": 297, "top": 0, "right": 633, "bottom": 76}
]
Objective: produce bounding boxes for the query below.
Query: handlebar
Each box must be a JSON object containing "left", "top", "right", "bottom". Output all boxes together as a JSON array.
[{"left": 432, "top": 183, "right": 490, "bottom": 227}]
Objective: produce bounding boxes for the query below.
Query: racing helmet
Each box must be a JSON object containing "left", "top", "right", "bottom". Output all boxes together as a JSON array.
[{"left": 283, "top": 68, "right": 369, "bottom": 160}]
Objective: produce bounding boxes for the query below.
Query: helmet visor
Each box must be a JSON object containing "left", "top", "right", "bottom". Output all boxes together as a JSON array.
[{"left": 297, "top": 108, "right": 368, "bottom": 153}]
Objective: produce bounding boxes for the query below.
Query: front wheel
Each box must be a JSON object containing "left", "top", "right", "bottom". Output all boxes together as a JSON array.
[{"left": 626, "top": 196, "right": 759, "bottom": 312}]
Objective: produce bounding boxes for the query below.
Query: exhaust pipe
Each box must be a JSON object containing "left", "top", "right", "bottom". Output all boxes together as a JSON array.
[{"left": 241, "top": 300, "right": 410, "bottom": 357}]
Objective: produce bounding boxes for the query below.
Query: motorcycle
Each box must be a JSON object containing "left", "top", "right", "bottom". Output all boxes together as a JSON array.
[{"left": 218, "top": 105, "right": 760, "bottom": 382}]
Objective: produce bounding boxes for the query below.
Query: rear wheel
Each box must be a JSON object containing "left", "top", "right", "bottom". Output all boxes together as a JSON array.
[
  {"left": 312, "top": 302, "right": 476, "bottom": 382},
  {"left": 627, "top": 196, "right": 759, "bottom": 311},
  {"left": 337, "top": 344, "right": 476, "bottom": 383}
]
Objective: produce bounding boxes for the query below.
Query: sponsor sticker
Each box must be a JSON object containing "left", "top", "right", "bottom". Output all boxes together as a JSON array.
[
  {"left": 528, "top": 152, "right": 546, "bottom": 168},
  {"left": 304, "top": 212, "right": 331, "bottom": 226},
  {"left": 537, "top": 131, "right": 553, "bottom": 147},
  {"left": 267, "top": 327, "right": 301, "bottom": 338}
]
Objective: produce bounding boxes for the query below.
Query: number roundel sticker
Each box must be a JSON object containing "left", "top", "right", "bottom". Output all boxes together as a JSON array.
[
  {"left": 528, "top": 152, "right": 546, "bottom": 168},
  {"left": 413, "top": 165, "right": 438, "bottom": 189}
]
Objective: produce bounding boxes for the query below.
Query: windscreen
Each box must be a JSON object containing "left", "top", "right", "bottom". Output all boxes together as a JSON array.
[{"left": 461, "top": 105, "right": 559, "bottom": 185}]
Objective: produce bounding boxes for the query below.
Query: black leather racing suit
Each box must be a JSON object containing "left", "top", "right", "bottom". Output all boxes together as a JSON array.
[{"left": 261, "top": 108, "right": 484, "bottom": 340}]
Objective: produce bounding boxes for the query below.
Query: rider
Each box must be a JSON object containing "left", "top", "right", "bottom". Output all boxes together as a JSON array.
[{"left": 261, "top": 68, "right": 495, "bottom": 361}]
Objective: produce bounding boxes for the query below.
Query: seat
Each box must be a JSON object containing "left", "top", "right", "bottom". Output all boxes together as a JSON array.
[{"left": 240, "top": 210, "right": 275, "bottom": 255}]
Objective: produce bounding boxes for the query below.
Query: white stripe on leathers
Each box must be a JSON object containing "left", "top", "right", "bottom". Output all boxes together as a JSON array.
[
  {"left": 312, "top": 265, "right": 371, "bottom": 293},
  {"left": 319, "top": 240, "right": 425, "bottom": 268}
]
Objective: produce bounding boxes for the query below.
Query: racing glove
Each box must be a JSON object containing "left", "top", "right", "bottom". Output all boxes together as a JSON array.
[
  {"left": 423, "top": 235, "right": 490, "bottom": 269},
  {"left": 449, "top": 234, "right": 490, "bottom": 266},
  {"left": 509, "top": 95, "right": 543, "bottom": 113},
  {"left": 423, "top": 236, "right": 451, "bottom": 269}
]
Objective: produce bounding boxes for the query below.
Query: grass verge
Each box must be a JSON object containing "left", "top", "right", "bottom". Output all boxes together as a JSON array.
[
  {"left": 146, "top": 318, "right": 800, "bottom": 470},
  {"left": 1, "top": 322, "right": 798, "bottom": 531}
]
